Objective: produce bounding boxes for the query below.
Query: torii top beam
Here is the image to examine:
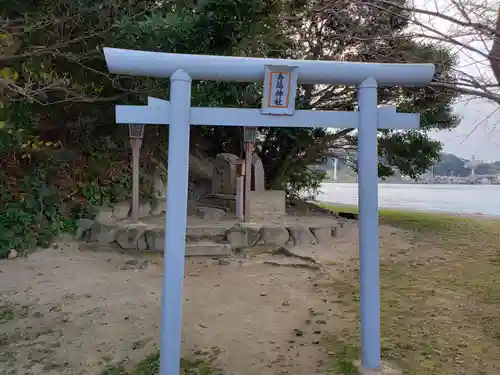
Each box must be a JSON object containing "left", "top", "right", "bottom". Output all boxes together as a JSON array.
[{"left": 103, "top": 48, "right": 435, "bottom": 87}]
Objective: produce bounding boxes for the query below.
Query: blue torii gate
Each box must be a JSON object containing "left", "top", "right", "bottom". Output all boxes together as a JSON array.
[{"left": 103, "top": 47, "right": 434, "bottom": 375}]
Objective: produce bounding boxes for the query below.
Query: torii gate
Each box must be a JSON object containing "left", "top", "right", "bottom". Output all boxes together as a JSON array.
[{"left": 103, "top": 47, "right": 435, "bottom": 375}]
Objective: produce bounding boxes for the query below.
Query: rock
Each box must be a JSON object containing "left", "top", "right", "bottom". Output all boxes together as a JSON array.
[
  {"left": 115, "top": 228, "right": 146, "bottom": 250},
  {"left": 138, "top": 202, "right": 152, "bottom": 218},
  {"left": 112, "top": 202, "right": 130, "bottom": 220},
  {"left": 121, "top": 259, "right": 149, "bottom": 270},
  {"left": 185, "top": 242, "right": 232, "bottom": 257},
  {"left": 88, "top": 222, "right": 119, "bottom": 245},
  {"left": 190, "top": 153, "right": 214, "bottom": 181},
  {"left": 76, "top": 218, "right": 94, "bottom": 231},
  {"left": 75, "top": 219, "right": 94, "bottom": 239},
  {"left": 7, "top": 249, "right": 18, "bottom": 260},
  {"left": 144, "top": 229, "right": 165, "bottom": 252},
  {"left": 259, "top": 226, "right": 290, "bottom": 246},
  {"left": 150, "top": 199, "right": 166, "bottom": 215},
  {"left": 75, "top": 227, "right": 87, "bottom": 240},
  {"left": 309, "top": 226, "right": 334, "bottom": 244},
  {"left": 187, "top": 200, "right": 199, "bottom": 215},
  {"left": 95, "top": 207, "right": 113, "bottom": 223},
  {"left": 293, "top": 328, "right": 304, "bottom": 337},
  {"left": 137, "top": 237, "right": 148, "bottom": 251},
  {"left": 354, "top": 360, "right": 402, "bottom": 375},
  {"left": 153, "top": 170, "right": 167, "bottom": 198},
  {"left": 191, "top": 179, "right": 212, "bottom": 201},
  {"left": 186, "top": 226, "right": 227, "bottom": 242},
  {"left": 196, "top": 206, "right": 226, "bottom": 220},
  {"left": 287, "top": 226, "right": 317, "bottom": 246},
  {"left": 226, "top": 225, "right": 260, "bottom": 250}
]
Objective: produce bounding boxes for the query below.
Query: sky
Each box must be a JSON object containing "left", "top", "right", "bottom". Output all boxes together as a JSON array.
[
  {"left": 413, "top": 0, "right": 500, "bottom": 162},
  {"left": 430, "top": 100, "right": 500, "bottom": 162}
]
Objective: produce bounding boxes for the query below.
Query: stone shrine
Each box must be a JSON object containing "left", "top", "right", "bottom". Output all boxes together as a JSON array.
[
  {"left": 250, "top": 154, "right": 265, "bottom": 193},
  {"left": 203, "top": 152, "right": 285, "bottom": 221},
  {"left": 212, "top": 153, "right": 239, "bottom": 195}
]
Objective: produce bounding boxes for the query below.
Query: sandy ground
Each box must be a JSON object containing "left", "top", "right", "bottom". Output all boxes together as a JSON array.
[{"left": 0, "top": 223, "right": 407, "bottom": 375}]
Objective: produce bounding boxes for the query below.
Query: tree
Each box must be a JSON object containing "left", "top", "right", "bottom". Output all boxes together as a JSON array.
[
  {"left": 1, "top": 0, "right": 461, "bottom": 189},
  {"left": 0, "top": 0, "right": 464, "bottom": 255},
  {"left": 336, "top": 0, "right": 500, "bottom": 105},
  {"left": 0, "top": 0, "right": 301, "bottom": 257},
  {"left": 433, "top": 153, "right": 470, "bottom": 176},
  {"left": 0, "top": 0, "right": 296, "bottom": 158},
  {"left": 257, "top": 0, "right": 460, "bottom": 194}
]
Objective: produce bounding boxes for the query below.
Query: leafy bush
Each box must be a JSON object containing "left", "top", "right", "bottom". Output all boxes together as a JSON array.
[
  {"left": 0, "top": 167, "right": 71, "bottom": 258},
  {"left": 284, "top": 167, "right": 326, "bottom": 203},
  {"left": 0, "top": 149, "right": 138, "bottom": 258}
]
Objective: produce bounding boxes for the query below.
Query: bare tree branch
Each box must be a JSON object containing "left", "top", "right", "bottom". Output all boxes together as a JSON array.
[{"left": 319, "top": 0, "right": 500, "bottom": 105}]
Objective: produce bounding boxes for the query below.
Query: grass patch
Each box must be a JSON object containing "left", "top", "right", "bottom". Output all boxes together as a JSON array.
[
  {"left": 329, "top": 343, "right": 360, "bottom": 375},
  {"left": 319, "top": 203, "right": 500, "bottom": 375},
  {"left": 318, "top": 202, "right": 498, "bottom": 233},
  {"left": 0, "top": 308, "right": 15, "bottom": 324},
  {"left": 102, "top": 352, "right": 222, "bottom": 375},
  {"left": 0, "top": 304, "right": 29, "bottom": 325}
]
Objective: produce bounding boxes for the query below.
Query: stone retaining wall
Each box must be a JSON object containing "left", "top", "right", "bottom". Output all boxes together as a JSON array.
[
  {"left": 77, "top": 219, "right": 341, "bottom": 257},
  {"left": 76, "top": 198, "right": 343, "bottom": 257}
]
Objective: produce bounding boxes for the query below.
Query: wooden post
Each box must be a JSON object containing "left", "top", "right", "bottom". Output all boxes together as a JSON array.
[
  {"left": 236, "top": 176, "right": 244, "bottom": 219},
  {"left": 244, "top": 142, "right": 252, "bottom": 222},
  {"left": 235, "top": 160, "right": 245, "bottom": 220},
  {"left": 131, "top": 138, "right": 142, "bottom": 222}
]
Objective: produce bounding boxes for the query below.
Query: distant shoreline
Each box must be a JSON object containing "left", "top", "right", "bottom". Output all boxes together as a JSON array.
[{"left": 321, "top": 181, "right": 500, "bottom": 186}]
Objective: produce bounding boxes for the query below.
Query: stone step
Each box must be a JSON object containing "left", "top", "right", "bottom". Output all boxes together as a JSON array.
[
  {"left": 185, "top": 226, "right": 230, "bottom": 242},
  {"left": 142, "top": 229, "right": 231, "bottom": 256},
  {"left": 185, "top": 241, "right": 232, "bottom": 257}
]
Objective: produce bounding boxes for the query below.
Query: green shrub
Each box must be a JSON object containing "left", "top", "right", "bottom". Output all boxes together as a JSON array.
[
  {"left": 0, "top": 154, "right": 138, "bottom": 258},
  {"left": 0, "top": 167, "right": 71, "bottom": 258}
]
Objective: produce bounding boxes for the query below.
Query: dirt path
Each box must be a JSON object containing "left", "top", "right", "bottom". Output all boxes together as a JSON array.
[{"left": 0, "top": 223, "right": 408, "bottom": 375}]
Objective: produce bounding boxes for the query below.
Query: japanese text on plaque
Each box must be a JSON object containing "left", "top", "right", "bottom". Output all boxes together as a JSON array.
[{"left": 268, "top": 72, "right": 290, "bottom": 107}]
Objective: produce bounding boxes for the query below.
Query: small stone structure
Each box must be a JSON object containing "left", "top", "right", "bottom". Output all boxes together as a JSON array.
[
  {"left": 248, "top": 190, "right": 286, "bottom": 221},
  {"left": 247, "top": 154, "right": 285, "bottom": 221},
  {"left": 250, "top": 154, "right": 265, "bottom": 192},
  {"left": 140, "top": 152, "right": 284, "bottom": 221},
  {"left": 204, "top": 152, "right": 286, "bottom": 221},
  {"left": 212, "top": 153, "right": 240, "bottom": 194}
]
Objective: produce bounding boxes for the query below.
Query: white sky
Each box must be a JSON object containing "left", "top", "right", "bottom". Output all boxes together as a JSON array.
[
  {"left": 413, "top": 0, "right": 500, "bottom": 162},
  {"left": 430, "top": 100, "right": 500, "bottom": 162}
]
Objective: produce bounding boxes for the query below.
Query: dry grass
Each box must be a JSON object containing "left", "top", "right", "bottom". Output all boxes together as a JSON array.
[
  {"left": 101, "top": 352, "right": 221, "bottom": 375},
  {"left": 321, "top": 204, "right": 500, "bottom": 375}
]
